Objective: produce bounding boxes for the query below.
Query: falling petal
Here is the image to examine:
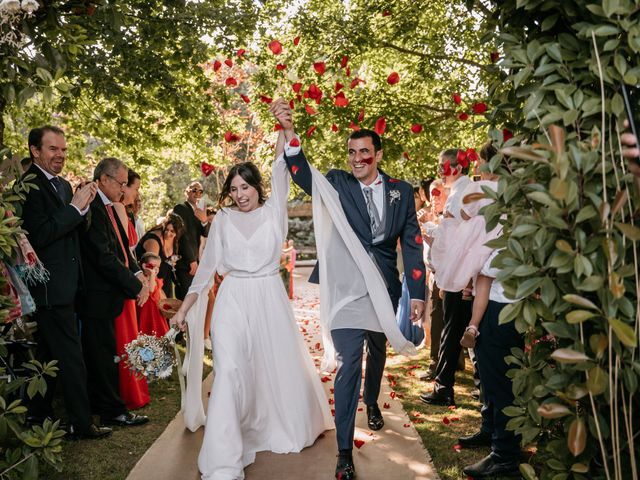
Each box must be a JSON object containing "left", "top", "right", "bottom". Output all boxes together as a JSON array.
[
  {"left": 305, "top": 104, "right": 318, "bottom": 115},
  {"left": 387, "top": 72, "right": 400, "bottom": 85},
  {"left": 313, "top": 62, "right": 326, "bottom": 75},
  {"left": 293, "top": 36, "right": 300, "bottom": 46},
  {"left": 268, "top": 40, "right": 283, "bottom": 55},
  {"left": 334, "top": 92, "right": 349, "bottom": 107},
  {"left": 225, "top": 77, "right": 237, "bottom": 87},
  {"left": 354, "top": 439, "right": 365, "bottom": 449},
  {"left": 453, "top": 93, "right": 461, "bottom": 105},
  {"left": 472, "top": 102, "right": 487, "bottom": 114},
  {"left": 411, "top": 268, "right": 423, "bottom": 280},
  {"left": 410, "top": 123, "right": 423, "bottom": 134},
  {"left": 200, "top": 162, "right": 215, "bottom": 177},
  {"left": 224, "top": 58, "right": 233, "bottom": 68},
  {"left": 458, "top": 112, "right": 469, "bottom": 121},
  {"left": 306, "top": 125, "right": 317, "bottom": 137},
  {"left": 213, "top": 60, "right": 222, "bottom": 72},
  {"left": 240, "top": 94, "right": 250, "bottom": 104},
  {"left": 374, "top": 116, "right": 387, "bottom": 136}
]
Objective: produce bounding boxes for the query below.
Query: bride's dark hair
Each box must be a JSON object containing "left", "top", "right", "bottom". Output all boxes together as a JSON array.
[{"left": 218, "top": 162, "right": 266, "bottom": 207}]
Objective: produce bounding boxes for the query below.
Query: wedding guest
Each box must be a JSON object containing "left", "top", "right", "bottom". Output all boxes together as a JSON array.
[
  {"left": 271, "top": 99, "right": 425, "bottom": 480},
  {"left": 112, "top": 167, "right": 150, "bottom": 410},
  {"left": 21, "top": 125, "right": 111, "bottom": 439},
  {"left": 77, "top": 157, "right": 149, "bottom": 427},
  {"left": 136, "top": 213, "right": 184, "bottom": 298},
  {"left": 461, "top": 247, "right": 522, "bottom": 478},
  {"left": 130, "top": 194, "right": 145, "bottom": 243},
  {"left": 171, "top": 131, "right": 332, "bottom": 479},
  {"left": 173, "top": 182, "right": 210, "bottom": 299},
  {"left": 137, "top": 252, "right": 169, "bottom": 337},
  {"left": 420, "top": 149, "right": 473, "bottom": 406},
  {"left": 419, "top": 180, "right": 448, "bottom": 379}
]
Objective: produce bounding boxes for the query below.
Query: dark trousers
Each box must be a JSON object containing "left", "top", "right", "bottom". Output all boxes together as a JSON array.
[
  {"left": 476, "top": 300, "right": 523, "bottom": 461},
  {"left": 331, "top": 328, "right": 387, "bottom": 451},
  {"left": 434, "top": 290, "right": 472, "bottom": 396},
  {"left": 28, "top": 305, "right": 92, "bottom": 432},
  {"left": 80, "top": 315, "right": 127, "bottom": 418},
  {"left": 429, "top": 285, "right": 444, "bottom": 363},
  {"left": 175, "top": 268, "right": 194, "bottom": 300}
]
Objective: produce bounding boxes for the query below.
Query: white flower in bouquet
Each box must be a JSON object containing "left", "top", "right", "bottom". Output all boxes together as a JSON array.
[
  {"left": 21, "top": 0, "right": 39, "bottom": 14},
  {"left": 0, "top": 0, "right": 21, "bottom": 14},
  {"left": 116, "top": 327, "right": 180, "bottom": 382}
]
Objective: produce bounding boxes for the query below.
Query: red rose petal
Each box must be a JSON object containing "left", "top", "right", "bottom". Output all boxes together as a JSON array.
[
  {"left": 458, "top": 112, "right": 469, "bottom": 121},
  {"left": 345, "top": 66, "right": 351, "bottom": 77},
  {"left": 224, "top": 131, "right": 240, "bottom": 142},
  {"left": 442, "top": 416, "right": 450, "bottom": 425},
  {"left": 374, "top": 116, "right": 387, "bottom": 136},
  {"left": 200, "top": 162, "right": 215, "bottom": 177},
  {"left": 490, "top": 51, "right": 500, "bottom": 63},
  {"left": 390, "top": 391, "right": 396, "bottom": 399},
  {"left": 213, "top": 60, "right": 222, "bottom": 72},
  {"left": 224, "top": 58, "right": 233, "bottom": 68},
  {"left": 260, "top": 95, "right": 273, "bottom": 104},
  {"left": 274, "top": 123, "right": 283, "bottom": 132},
  {"left": 328, "top": 398, "right": 334, "bottom": 405},
  {"left": 357, "top": 108, "right": 365, "bottom": 122},
  {"left": 383, "top": 402, "right": 390, "bottom": 409},
  {"left": 289, "top": 99, "right": 295, "bottom": 109},
  {"left": 410, "top": 123, "right": 423, "bottom": 134},
  {"left": 292, "top": 82, "right": 302, "bottom": 94},
  {"left": 503, "top": 128, "right": 513, "bottom": 142},
  {"left": 382, "top": 10, "right": 391, "bottom": 16},
  {"left": 225, "top": 77, "right": 237, "bottom": 87},
  {"left": 276, "top": 63, "right": 287, "bottom": 71},
  {"left": 453, "top": 443, "right": 462, "bottom": 452},
  {"left": 240, "top": 94, "right": 250, "bottom": 104},
  {"left": 291, "top": 165, "right": 299, "bottom": 175},
  {"left": 387, "top": 71, "right": 400, "bottom": 85},
  {"left": 321, "top": 376, "right": 331, "bottom": 382},
  {"left": 466, "top": 148, "right": 478, "bottom": 163},
  {"left": 236, "top": 48, "right": 245, "bottom": 57},
  {"left": 350, "top": 77, "right": 365, "bottom": 89},
  {"left": 349, "top": 121, "right": 360, "bottom": 131},
  {"left": 357, "top": 407, "right": 363, "bottom": 412},
  {"left": 331, "top": 123, "right": 339, "bottom": 132},
  {"left": 340, "top": 55, "right": 349, "bottom": 68},
  {"left": 289, "top": 138, "right": 300, "bottom": 147},
  {"left": 313, "top": 62, "right": 326, "bottom": 75},
  {"left": 353, "top": 439, "right": 365, "bottom": 449},
  {"left": 415, "top": 234, "right": 423, "bottom": 245},
  {"left": 389, "top": 178, "right": 399, "bottom": 183},
  {"left": 335, "top": 81, "right": 344, "bottom": 92},
  {"left": 411, "top": 268, "right": 423, "bottom": 280},
  {"left": 293, "top": 36, "right": 300, "bottom": 46},
  {"left": 453, "top": 93, "right": 462, "bottom": 105},
  {"left": 334, "top": 92, "right": 349, "bottom": 107},
  {"left": 403, "top": 423, "right": 410, "bottom": 428},
  {"left": 305, "top": 104, "right": 318, "bottom": 115},
  {"left": 163, "top": 303, "right": 171, "bottom": 310},
  {"left": 331, "top": 409, "right": 335, "bottom": 416},
  {"left": 472, "top": 102, "right": 487, "bottom": 114},
  {"left": 268, "top": 40, "right": 282, "bottom": 55},
  {"left": 306, "top": 125, "right": 317, "bottom": 137}
]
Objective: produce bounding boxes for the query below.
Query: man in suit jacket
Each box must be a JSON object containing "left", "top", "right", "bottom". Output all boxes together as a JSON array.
[
  {"left": 21, "top": 125, "right": 111, "bottom": 439},
  {"left": 271, "top": 100, "right": 425, "bottom": 480},
  {"left": 77, "top": 157, "right": 149, "bottom": 427},
  {"left": 172, "top": 182, "right": 209, "bottom": 299}
]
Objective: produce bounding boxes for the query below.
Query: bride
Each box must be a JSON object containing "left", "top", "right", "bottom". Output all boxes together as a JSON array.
[{"left": 171, "top": 131, "right": 333, "bottom": 479}]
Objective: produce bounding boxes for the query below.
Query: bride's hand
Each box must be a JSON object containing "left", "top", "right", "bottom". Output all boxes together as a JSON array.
[{"left": 171, "top": 310, "right": 187, "bottom": 331}]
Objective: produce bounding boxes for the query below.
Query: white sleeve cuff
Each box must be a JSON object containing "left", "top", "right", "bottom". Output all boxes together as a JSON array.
[
  {"left": 284, "top": 135, "right": 302, "bottom": 156},
  {"left": 71, "top": 204, "right": 89, "bottom": 216}
]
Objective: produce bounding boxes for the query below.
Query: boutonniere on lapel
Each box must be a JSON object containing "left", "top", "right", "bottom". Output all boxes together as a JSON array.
[{"left": 389, "top": 189, "right": 401, "bottom": 205}]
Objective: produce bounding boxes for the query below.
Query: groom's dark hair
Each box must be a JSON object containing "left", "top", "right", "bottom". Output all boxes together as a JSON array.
[{"left": 347, "top": 129, "right": 382, "bottom": 152}]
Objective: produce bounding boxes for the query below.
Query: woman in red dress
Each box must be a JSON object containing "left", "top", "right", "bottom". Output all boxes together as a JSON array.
[{"left": 113, "top": 169, "right": 150, "bottom": 410}]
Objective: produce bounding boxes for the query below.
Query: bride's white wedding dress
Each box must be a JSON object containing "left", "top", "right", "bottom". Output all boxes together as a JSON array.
[{"left": 182, "top": 156, "right": 333, "bottom": 480}]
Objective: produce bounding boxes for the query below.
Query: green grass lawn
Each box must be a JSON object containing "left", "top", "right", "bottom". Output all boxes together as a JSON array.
[
  {"left": 41, "top": 347, "right": 211, "bottom": 480},
  {"left": 386, "top": 348, "right": 523, "bottom": 480}
]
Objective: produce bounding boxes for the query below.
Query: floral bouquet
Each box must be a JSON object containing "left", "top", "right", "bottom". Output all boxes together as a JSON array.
[{"left": 116, "top": 327, "right": 180, "bottom": 382}]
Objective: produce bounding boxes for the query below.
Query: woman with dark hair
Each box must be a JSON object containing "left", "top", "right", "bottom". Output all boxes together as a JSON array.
[
  {"left": 135, "top": 213, "right": 184, "bottom": 298},
  {"left": 171, "top": 132, "right": 332, "bottom": 479},
  {"left": 113, "top": 169, "right": 142, "bottom": 251}
]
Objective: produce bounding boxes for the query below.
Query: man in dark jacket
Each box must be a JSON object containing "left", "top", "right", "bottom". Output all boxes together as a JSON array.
[
  {"left": 21, "top": 125, "right": 111, "bottom": 439},
  {"left": 172, "top": 181, "right": 209, "bottom": 299}
]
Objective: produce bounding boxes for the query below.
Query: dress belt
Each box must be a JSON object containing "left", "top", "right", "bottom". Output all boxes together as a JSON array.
[{"left": 226, "top": 269, "right": 279, "bottom": 279}]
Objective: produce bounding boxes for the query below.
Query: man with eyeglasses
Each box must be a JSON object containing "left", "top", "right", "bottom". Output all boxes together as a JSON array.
[
  {"left": 77, "top": 157, "right": 150, "bottom": 427},
  {"left": 172, "top": 181, "right": 210, "bottom": 299}
]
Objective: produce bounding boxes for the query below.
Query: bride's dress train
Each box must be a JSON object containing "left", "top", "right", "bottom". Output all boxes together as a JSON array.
[{"left": 182, "top": 157, "right": 333, "bottom": 480}]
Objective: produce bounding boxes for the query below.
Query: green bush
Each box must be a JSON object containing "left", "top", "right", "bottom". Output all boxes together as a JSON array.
[{"left": 476, "top": 1, "right": 640, "bottom": 479}]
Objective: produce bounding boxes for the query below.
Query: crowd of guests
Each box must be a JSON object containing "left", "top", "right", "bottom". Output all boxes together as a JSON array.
[{"left": 16, "top": 125, "right": 215, "bottom": 439}]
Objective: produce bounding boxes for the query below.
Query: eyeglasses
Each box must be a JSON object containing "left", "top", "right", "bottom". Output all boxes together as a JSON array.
[
  {"left": 106, "top": 173, "right": 127, "bottom": 188},
  {"left": 190, "top": 188, "right": 204, "bottom": 194}
]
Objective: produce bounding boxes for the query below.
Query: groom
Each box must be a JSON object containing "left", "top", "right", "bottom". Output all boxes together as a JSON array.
[{"left": 271, "top": 100, "right": 425, "bottom": 479}]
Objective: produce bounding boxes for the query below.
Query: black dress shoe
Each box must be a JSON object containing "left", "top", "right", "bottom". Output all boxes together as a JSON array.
[
  {"left": 419, "top": 390, "right": 455, "bottom": 407},
  {"left": 366, "top": 404, "right": 384, "bottom": 431},
  {"left": 67, "top": 424, "right": 113, "bottom": 440},
  {"left": 102, "top": 412, "right": 149, "bottom": 427},
  {"left": 335, "top": 450, "right": 356, "bottom": 479},
  {"left": 459, "top": 430, "right": 492, "bottom": 448},
  {"left": 463, "top": 454, "right": 520, "bottom": 478}
]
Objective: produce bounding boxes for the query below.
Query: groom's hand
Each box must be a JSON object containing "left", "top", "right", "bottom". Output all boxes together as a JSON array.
[
  {"left": 409, "top": 299, "right": 425, "bottom": 323},
  {"left": 269, "top": 98, "right": 295, "bottom": 138}
]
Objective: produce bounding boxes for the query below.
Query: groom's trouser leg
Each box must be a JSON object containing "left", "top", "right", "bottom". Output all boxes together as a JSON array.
[
  {"left": 331, "top": 328, "right": 366, "bottom": 451},
  {"left": 363, "top": 331, "right": 387, "bottom": 406}
]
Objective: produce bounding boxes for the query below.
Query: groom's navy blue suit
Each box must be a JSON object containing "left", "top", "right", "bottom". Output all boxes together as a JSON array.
[{"left": 283, "top": 147, "right": 425, "bottom": 451}]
